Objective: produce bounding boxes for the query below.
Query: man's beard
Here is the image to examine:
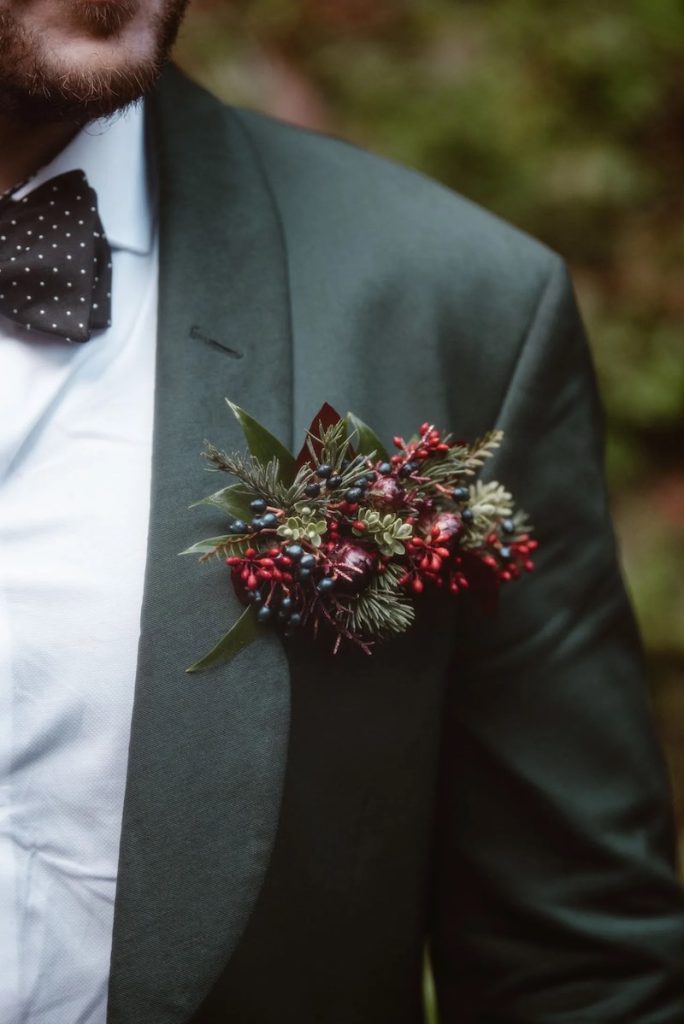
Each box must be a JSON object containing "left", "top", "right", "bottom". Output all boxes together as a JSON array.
[{"left": 0, "top": 0, "right": 190, "bottom": 124}]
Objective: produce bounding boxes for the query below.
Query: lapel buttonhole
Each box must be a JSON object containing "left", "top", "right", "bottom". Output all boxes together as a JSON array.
[{"left": 190, "top": 324, "right": 244, "bottom": 359}]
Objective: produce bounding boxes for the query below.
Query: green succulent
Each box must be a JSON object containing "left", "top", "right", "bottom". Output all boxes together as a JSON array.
[
  {"left": 353, "top": 508, "right": 413, "bottom": 557},
  {"left": 277, "top": 506, "right": 327, "bottom": 548}
]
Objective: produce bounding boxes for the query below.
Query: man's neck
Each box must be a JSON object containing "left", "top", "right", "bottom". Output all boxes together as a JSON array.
[{"left": 0, "top": 115, "right": 80, "bottom": 194}]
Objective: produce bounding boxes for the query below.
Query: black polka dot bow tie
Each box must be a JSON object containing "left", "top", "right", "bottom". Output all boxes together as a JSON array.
[{"left": 0, "top": 169, "right": 112, "bottom": 343}]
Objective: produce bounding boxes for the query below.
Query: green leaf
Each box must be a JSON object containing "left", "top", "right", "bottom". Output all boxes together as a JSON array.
[
  {"left": 179, "top": 535, "right": 234, "bottom": 556},
  {"left": 186, "top": 604, "right": 260, "bottom": 673},
  {"left": 227, "top": 400, "right": 296, "bottom": 485},
  {"left": 346, "top": 412, "right": 389, "bottom": 462},
  {"left": 190, "top": 482, "right": 254, "bottom": 519}
]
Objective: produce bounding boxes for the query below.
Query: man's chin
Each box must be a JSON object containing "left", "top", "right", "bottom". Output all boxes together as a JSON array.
[
  {"left": 0, "top": 0, "right": 189, "bottom": 125},
  {"left": 0, "top": 60, "right": 166, "bottom": 125}
]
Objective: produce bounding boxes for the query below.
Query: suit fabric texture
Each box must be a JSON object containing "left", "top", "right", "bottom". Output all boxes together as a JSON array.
[{"left": 106, "top": 65, "right": 684, "bottom": 1023}]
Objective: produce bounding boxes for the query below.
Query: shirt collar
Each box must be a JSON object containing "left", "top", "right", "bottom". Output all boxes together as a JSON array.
[{"left": 14, "top": 100, "right": 153, "bottom": 256}]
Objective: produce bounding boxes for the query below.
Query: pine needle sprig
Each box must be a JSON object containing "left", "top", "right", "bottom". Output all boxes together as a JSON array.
[
  {"left": 419, "top": 430, "right": 503, "bottom": 485},
  {"left": 340, "top": 563, "right": 415, "bottom": 638},
  {"left": 462, "top": 430, "right": 504, "bottom": 472},
  {"left": 285, "top": 464, "right": 320, "bottom": 505},
  {"left": 203, "top": 444, "right": 280, "bottom": 488},
  {"left": 306, "top": 420, "right": 377, "bottom": 485},
  {"left": 306, "top": 419, "right": 349, "bottom": 469},
  {"left": 414, "top": 446, "right": 470, "bottom": 484},
  {"left": 335, "top": 452, "right": 378, "bottom": 493},
  {"left": 203, "top": 444, "right": 315, "bottom": 507}
]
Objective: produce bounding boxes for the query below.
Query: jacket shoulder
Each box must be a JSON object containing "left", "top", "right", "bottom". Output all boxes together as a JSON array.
[
  {"left": 228, "top": 105, "right": 572, "bottom": 441},
  {"left": 231, "top": 105, "right": 559, "bottom": 300}
]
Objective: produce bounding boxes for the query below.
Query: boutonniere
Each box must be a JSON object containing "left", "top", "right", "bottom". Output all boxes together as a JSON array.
[{"left": 182, "top": 401, "right": 537, "bottom": 672}]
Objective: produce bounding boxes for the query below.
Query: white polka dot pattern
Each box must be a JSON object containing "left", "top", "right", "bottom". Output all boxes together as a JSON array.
[{"left": 0, "top": 169, "right": 112, "bottom": 343}]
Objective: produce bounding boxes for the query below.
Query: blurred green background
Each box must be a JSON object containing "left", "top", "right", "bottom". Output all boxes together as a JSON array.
[{"left": 174, "top": 1, "right": 684, "bottom": 860}]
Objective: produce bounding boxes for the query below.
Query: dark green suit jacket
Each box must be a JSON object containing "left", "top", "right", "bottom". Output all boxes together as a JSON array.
[{"left": 106, "top": 65, "right": 684, "bottom": 1023}]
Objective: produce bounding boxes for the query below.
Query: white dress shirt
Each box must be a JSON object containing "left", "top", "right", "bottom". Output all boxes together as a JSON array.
[{"left": 0, "top": 102, "right": 158, "bottom": 1023}]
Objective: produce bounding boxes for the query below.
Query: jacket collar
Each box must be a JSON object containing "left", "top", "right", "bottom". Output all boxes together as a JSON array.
[{"left": 107, "top": 65, "right": 293, "bottom": 1023}]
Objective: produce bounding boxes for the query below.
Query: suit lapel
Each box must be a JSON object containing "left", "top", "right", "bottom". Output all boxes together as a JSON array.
[{"left": 107, "top": 67, "right": 292, "bottom": 1023}]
